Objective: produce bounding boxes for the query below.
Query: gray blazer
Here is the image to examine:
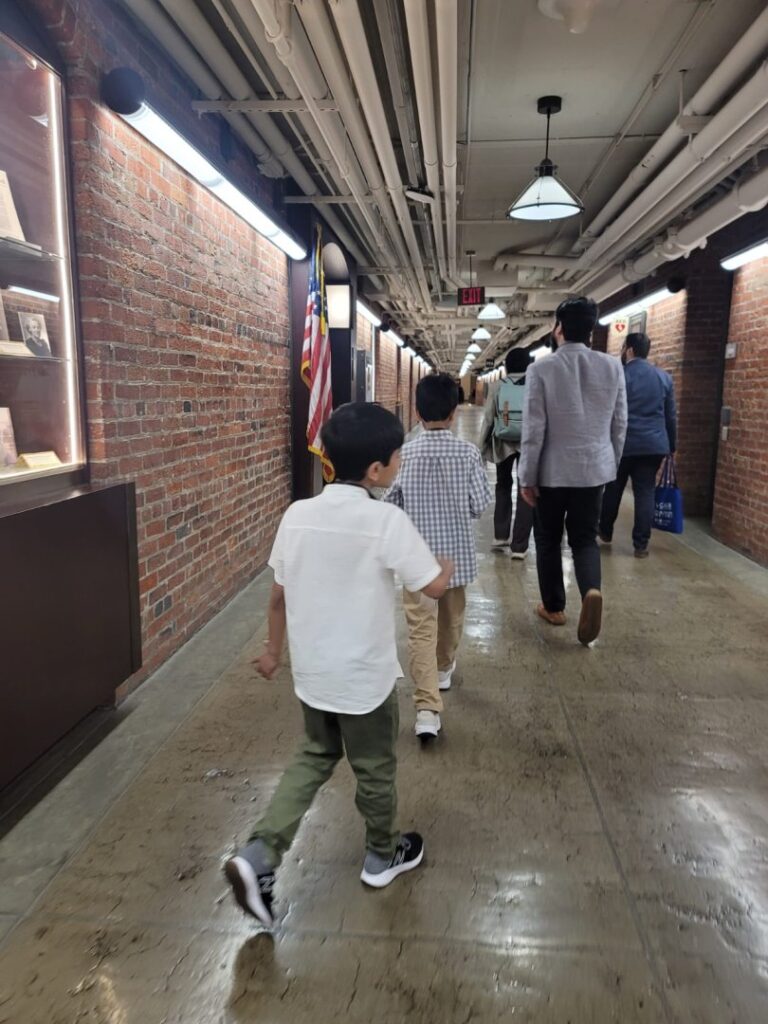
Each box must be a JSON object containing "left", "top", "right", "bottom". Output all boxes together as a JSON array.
[{"left": 518, "top": 343, "right": 628, "bottom": 489}]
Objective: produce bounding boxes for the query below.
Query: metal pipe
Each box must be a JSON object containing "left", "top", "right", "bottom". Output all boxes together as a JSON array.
[
  {"left": 327, "top": 0, "right": 433, "bottom": 309},
  {"left": 583, "top": 5, "right": 768, "bottom": 240},
  {"left": 435, "top": 0, "right": 459, "bottom": 280},
  {"left": 403, "top": 0, "right": 448, "bottom": 286}
]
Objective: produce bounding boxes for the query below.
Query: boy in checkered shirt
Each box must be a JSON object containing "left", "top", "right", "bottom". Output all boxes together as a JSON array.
[{"left": 385, "top": 374, "right": 491, "bottom": 740}]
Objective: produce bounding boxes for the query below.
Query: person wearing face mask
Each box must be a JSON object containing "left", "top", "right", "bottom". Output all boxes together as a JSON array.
[{"left": 598, "top": 332, "right": 677, "bottom": 558}]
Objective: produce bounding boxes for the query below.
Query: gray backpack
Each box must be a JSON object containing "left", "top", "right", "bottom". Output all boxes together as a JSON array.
[{"left": 493, "top": 379, "right": 525, "bottom": 442}]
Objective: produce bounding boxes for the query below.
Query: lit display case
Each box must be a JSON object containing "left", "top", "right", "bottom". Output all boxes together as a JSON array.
[{"left": 0, "top": 27, "right": 85, "bottom": 489}]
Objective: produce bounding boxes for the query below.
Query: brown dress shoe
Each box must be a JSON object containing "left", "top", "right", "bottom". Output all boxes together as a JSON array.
[
  {"left": 578, "top": 589, "right": 603, "bottom": 646},
  {"left": 537, "top": 604, "right": 567, "bottom": 626}
]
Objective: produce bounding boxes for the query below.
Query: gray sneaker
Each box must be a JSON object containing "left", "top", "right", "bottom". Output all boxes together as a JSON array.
[
  {"left": 360, "top": 832, "right": 425, "bottom": 888},
  {"left": 224, "top": 839, "right": 276, "bottom": 928}
]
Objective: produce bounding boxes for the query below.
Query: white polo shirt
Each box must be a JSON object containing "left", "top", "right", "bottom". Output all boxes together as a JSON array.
[{"left": 269, "top": 484, "right": 440, "bottom": 714}]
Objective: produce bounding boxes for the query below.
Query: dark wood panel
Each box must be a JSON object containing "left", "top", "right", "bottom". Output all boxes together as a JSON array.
[{"left": 0, "top": 483, "right": 141, "bottom": 789}]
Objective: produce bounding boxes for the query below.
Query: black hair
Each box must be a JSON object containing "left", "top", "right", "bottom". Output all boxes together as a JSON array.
[
  {"left": 626, "top": 332, "right": 651, "bottom": 359},
  {"left": 505, "top": 347, "right": 532, "bottom": 374},
  {"left": 416, "top": 373, "right": 459, "bottom": 421},
  {"left": 555, "top": 296, "right": 599, "bottom": 345},
  {"left": 321, "top": 402, "right": 404, "bottom": 481}
]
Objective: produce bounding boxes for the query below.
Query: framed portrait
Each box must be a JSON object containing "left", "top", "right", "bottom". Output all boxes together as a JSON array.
[
  {"left": 0, "top": 407, "right": 18, "bottom": 467},
  {"left": 18, "top": 311, "right": 52, "bottom": 357}
]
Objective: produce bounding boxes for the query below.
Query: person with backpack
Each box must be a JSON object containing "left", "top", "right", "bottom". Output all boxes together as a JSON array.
[{"left": 480, "top": 347, "right": 535, "bottom": 558}]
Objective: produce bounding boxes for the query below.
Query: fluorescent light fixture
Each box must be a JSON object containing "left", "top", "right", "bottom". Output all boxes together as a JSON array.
[
  {"left": 389, "top": 330, "right": 405, "bottom": 347},
  {"left": 356, "top": 300, "right": 381, "bottom": 327},
  {"left": 598, "top": 287, "right": 674, "bottom": 326},
  {"left": 467, "top": 343, "right": 482, "bottom": 354},
  {"left": 472, "top": 326, "right": 491, "bottom": 341},
  {"left": 403, "top": 346, "right": 416, "bottom": 358},
  {"left": 120, "top": 103, "right": 306, "bottom": 260},
  {"left": 478, "top": 302, "right": 505, "bottom": 321},
  {"left": 8, "top": 285, "right": 60, "bottom": 303},
  {"left": 720, "top": 240, "right": 768, "bottom": 271}
]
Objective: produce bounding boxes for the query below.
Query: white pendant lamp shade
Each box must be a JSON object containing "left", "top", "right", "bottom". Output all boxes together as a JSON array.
[
  {"left": 478, "top": 302, "right": 505, "bottom": 320},
  {"left": 472, "top": 326, "right": 491, "bottom": 341},
  {"left": 467, "top": 342, "right": 482, "bottom": 354},
  {"left": 507, "top": 160, "right": 583, "bottom": 221},
  {"left": 507, "top": 97, "right": 583, "bottom": 223}
]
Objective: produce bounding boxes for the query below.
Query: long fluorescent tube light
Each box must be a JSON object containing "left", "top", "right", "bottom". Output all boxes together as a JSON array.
[
  {"left": 403, "top": 346, "right": 416, "bottom": 358},
  {"left": 389, "top": 330, "right": 405, "bottom": 347},
  {"left": 720, "top": 240, "right": 768, "bottom": 271},
  {"left": 121, "top": 103, "right": 306, "bottom": 260},
  {"left": 356, "top": 300, "right": 381, "bottom": 327},
  {"left": 8, "top": 285, "right": 60, "bottom": 303},
  {"left": 598, "top": 287, "right": 674, "bottom": 326}
]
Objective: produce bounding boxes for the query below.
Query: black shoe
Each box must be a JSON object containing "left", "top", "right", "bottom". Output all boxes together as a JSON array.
[
  {"left": 598, "top": 532, "right": 612, "bottom": 544},
  {"left": 360, "top": 832, "right": 425, "bottom": 888},
  {"left": 634, "top": 548, "right": 650, "bottom": 559},
  {"left": 224, "top": 856, "right": 275, "bottom": 927}
]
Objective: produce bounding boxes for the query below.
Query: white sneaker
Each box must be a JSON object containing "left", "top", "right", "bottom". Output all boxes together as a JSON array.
[
  {"left": 510, "top": 550, "right": 527, "bottom": 560},
  {"left": 491, "top": 538, "right": 508, "bottom": 549},
  {"left": 438, "top": 661, "right": 456, "bottom": 691},
  {"left": 414, "top": 709, "right": 441, "bottom": 738}
]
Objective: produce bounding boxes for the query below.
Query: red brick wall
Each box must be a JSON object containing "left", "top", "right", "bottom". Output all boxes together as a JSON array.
[
  {"left": 375, "top": 333, "right": 399, "bottom": 413},
  {"left": 29, "top": 0, "right": 291, "bottom": 685},
  {"left": 712, "top": 254, "right": 768, "bottom": 564}
]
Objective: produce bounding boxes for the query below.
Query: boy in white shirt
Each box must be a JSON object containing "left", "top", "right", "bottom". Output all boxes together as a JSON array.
[{"left": 224, "top": 402, "right": 453, "bottom": 928}]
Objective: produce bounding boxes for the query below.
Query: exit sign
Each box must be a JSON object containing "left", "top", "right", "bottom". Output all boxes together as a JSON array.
[{"left": 458, "top": 286, "right": 485, "bottom": 307}]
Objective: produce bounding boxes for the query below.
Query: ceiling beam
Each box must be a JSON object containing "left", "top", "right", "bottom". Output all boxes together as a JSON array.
[{"left": 192, "top": 99, "right": 339, "bottom": 113}]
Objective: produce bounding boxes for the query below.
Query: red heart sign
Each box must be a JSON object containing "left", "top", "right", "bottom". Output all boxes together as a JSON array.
[{"left": 614, "top": 320, "right": 627, "bottom": 333}]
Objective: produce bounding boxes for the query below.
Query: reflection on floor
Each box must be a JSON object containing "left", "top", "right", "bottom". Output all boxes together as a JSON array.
[{"left": 1, "top": 406, "right": 767, "bottom": 1022}]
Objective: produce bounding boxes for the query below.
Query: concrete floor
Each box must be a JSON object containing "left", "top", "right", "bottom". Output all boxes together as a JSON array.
[{"left": 1, "top": 406, "right": 768, "bottom": 1023}]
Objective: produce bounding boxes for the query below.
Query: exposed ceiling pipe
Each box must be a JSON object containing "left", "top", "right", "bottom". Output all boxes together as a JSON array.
[
  {"left": 372, "top": 0, "right": 441, "bottom": 299},
  {"left": 494, "top": 252, "right": 579, "bottom": 271},
  {"left": 573, "top": 94, "right": 768, "bottom": 292},
  {"left": 120, "top": 0, "right": 370, "bottom": 267},
  {"left": 403, "top": 0, "right": 448, "bottom": 287},
  {"left": 570, "top": 60, "right": 768, "bottom": 286},
  {"left": 120, "top": 0, "right": 281, "bottom": 176},
  {"left": 287, "top": 0, "right": 422, "bottom": 305},
  {"left": 327, "top": 0, "right": 433, "bottom": 310},
  {"left": 582, "top": 5, "right": 768, "bottom": 241},
  {"left": 435, "top": 0, "right": 459, "bottom": 281}
]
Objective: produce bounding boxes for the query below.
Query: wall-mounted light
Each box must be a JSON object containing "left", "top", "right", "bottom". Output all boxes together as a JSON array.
[
  {"left": 720, "top": 240, "right": 768, "bottom": 271},
  {"left": 403, "top": 346, "right": 416, "bottom": 358},
  {"left": 472, "top": 326, "right": 491, "bottom": 341},
  {"left": 356, "top": 300, "right": 381, "bottom": 327},
  {"left": 101, "top": 68, "right": 306, "bottom": 260},
  {"left": 389, "top": 330, "right": 405, "bottom": 347},
  {"left": 478, "top": 302, "right": 505, "bottom": 321},
  {"left": 598, "top": 287, "right": 676, "bottom": 326},
  {"left": 507, "top": 96, "right": 583, "bottom": 222},
  {"left": 326, "top": 284, "right": 351, "bottom": 329}
]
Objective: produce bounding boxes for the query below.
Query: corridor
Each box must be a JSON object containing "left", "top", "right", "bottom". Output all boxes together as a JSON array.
[{"left": 1, "top": 405, "right": 766, "bottom": 1023}]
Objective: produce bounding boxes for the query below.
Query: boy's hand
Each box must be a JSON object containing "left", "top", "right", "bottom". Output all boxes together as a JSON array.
[
  {"left": 437, "top": 556, "right": 454, "bottom": 576},
  {"left": 254, "top": 649, "right": 280, "bottom": 679}
]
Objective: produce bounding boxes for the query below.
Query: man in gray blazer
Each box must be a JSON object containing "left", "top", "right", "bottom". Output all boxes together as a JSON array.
[{"left": 519, "top": 297, "right": 627, "bottom": 646}]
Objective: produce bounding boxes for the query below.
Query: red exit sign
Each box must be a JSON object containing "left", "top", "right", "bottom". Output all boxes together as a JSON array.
[{"left": 458, "top": 286, "right": 485, "bottom": 307}]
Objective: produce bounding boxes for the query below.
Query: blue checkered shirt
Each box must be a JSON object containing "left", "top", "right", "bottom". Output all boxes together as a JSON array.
[{"left": 384, "top": 429, "right": 492, "bottom": 587}]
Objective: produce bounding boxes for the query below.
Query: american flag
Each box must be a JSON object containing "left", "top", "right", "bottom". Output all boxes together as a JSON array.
[{"left": 301, "top": 226, "right": 335, "bottom": 482}]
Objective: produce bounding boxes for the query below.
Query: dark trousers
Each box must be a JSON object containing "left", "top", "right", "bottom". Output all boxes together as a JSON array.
[
  {"left": 494, "top": 453, "right": 535, "bottom": 551},
  {"left": 599, "top": 454, "right": 664, "bottom": 551},
  {"left": 534, "top": 486, "right": 603, "bottom": 613}
]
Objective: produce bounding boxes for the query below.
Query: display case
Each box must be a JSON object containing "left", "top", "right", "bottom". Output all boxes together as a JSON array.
[{"left": 0, "top": 26, "right": 86, "bottom": 489}]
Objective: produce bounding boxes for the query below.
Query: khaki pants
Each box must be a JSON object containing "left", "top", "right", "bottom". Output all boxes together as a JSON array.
[{"left": 402, "top": 586, "right": 466, "bottom": 712}]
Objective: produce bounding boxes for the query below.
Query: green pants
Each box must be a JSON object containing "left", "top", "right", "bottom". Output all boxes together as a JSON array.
[{"left": 249, "top": 689, "right": 400, "bottom": 867}]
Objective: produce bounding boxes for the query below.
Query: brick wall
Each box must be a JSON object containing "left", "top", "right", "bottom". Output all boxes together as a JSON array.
[
  {"left": 29, "top": 0, "right": 291, "bottom": 686},
  {"left": 712, "top": 254, "right": 768, "bottom": 564},
  {"left": 375, "top": 333, "right": 399, "bottom": 413}
]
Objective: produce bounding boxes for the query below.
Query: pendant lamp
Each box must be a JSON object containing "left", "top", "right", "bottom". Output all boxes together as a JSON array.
[
  {"left": 507, "top": 96, "right": 583, "bottom": 222},
  {"left": 467, "top": 342, "right": 482, "bottom": 354},
  {"left": 478, "top": 302, "right": 505, "bottom": 320},
  {"left": 472, "top": 326, "right": 491, "bottom": 341}
]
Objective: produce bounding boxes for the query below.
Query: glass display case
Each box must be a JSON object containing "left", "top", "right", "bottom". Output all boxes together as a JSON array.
[{"left": 0, "top": 27, "right": 85, "bottom": 488}]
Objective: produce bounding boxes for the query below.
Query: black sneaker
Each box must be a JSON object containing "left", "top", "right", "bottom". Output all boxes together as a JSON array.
[
  {"left": 360, "top": 832, "right": 425, "bottom": 888},
  {"left": 224, "top": 856, "right": 275, "bottom": 927}
]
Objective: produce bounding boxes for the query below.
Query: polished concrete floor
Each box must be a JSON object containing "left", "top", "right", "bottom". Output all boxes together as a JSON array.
[{"left": 1, "top": 407, "right": 768, "bottom": 1023}]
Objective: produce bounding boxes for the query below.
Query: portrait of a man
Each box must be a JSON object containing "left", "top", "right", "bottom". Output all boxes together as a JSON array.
[{"left": 18, "top": 312, "right": 51, "bottom": 357}]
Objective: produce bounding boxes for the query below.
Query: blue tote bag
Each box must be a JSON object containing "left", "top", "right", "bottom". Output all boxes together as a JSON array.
[{"left": 653, "top": 456, "right": 684, "bottom": 534}]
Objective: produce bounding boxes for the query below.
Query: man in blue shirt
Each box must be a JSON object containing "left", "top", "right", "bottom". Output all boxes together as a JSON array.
[{"left": 599, "top": 332, "right": 677, "bottom": 558}]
